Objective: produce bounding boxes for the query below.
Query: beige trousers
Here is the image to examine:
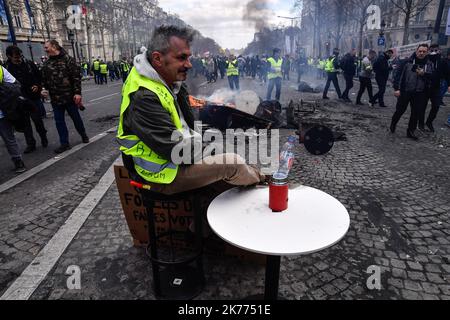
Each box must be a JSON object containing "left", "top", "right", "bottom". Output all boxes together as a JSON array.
[{"left": 148, "top": 153, "right": 265, "bottom": 195}]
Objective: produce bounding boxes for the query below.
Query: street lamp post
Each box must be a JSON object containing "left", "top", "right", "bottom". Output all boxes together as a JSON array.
[
  {"left": 380, "top": 20, "right": 386, "bottom": 37},
  {"left": 27, "top": 36, "right": 34, "bottom": 63},
  {"left": 68, "top": 30, "right": 76, "bottom": 62},
  {"left": 277, "top": 16, "right": 301, "bottom": 55},
  {"left": 378, "top": 19, "right": 386, "bottom": 51},
  {"left": 427, "top": 23, "right": 433, "bottom": 41},
  {"left": 277, "top": 16, "right": 301, "bottom": 28}
]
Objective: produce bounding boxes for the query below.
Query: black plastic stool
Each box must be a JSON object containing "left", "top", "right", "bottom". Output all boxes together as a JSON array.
[{"left": 137, "top": 185, "right": 206, "bottom": 300}]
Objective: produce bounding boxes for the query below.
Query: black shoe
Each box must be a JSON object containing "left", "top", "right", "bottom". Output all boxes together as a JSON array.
[
  {"left": 356, "top": 102, "right": 364, "bottom": 106},
  {"left": 407, "top": 130, "right": 419, "bottom": 141},
  {"left": 379, "top": 105, "right": 388, "bottom": 108},
  {"left": 426, "top": 122, "right": 435, "bottom": 133},
  {"left": 390, "top": 123, "right": 396, "bottom": 133},
  {"left": 323, "top": 96, "right": 330, "bottom": 100},
  {"left": 82, "top": 135, "right": 90, "bottom": 143},
  {"left": 24, "top": 145, "right": 36, "bottom": 154},
  {"left": 54, "top": 144, "right": 71, "bottom": 154},
  {"left": 13, "top": 159, "right": 26, "bottom": 174},
  {"left": 41, "top": 137, "right": 48, "bottom": 148},
  {"left": 418, "top": 125, "right": 426, "bottom": 132},
  {"left": 344, "top": 98, "right": 352, "bottom": 103}
]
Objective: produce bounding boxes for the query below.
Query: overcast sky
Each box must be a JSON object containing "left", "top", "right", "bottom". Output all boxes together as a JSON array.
[{"left": 158, "top": 0, "right": 298, "bottom": 50}]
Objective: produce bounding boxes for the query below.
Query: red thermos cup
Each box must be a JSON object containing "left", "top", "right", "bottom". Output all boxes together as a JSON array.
[{"left": 269, "top": 181, "right": 289, "bottom": 212}]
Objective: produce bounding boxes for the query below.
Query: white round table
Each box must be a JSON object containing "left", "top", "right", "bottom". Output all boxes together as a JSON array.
[{"left": 207, "top": 185, "right": 350, "bottom": 300}]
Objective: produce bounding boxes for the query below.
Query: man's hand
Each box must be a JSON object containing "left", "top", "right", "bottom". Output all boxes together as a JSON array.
[
  {"left": 394, "top": 90, "right": 401, "bottom": 97},
  {"left": 41, "top": 89, "right": 49, "bottom": 98},
  {"left": 31, "top": 85, "right": 39, "bottom": 93},
  {"left": 447, "top": 86, "right": 450, "bottom": 93},
  {"left": 73, "top": 94, "right": 82, "bottom": 106}
]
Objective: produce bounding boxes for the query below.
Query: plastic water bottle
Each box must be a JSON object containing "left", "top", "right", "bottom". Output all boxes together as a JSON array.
[{"left": 273, "top": 135, "right": 296, "bottom": 180}]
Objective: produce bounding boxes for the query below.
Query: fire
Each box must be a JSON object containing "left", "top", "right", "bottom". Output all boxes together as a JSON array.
[{"left": 188, "top": 95, "right": 236, "bottom": 109}]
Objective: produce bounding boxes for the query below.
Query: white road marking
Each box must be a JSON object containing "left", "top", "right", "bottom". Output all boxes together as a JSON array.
[
  {"left": 0, "top": 126, "right": 118, "bottom": 194},
  {"left": 0, "top": 157, "right": 122, "bottom": 300},
  {"left": 82, "top": 82, "right": 122, "bottom": 93},
  {"left": 88, "top": 93, "right": 120, "bottom": 103}
]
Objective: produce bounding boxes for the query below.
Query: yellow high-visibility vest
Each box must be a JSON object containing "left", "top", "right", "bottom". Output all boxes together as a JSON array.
[
  {"left": 100, "top": 63, "right": 108, "bottom": 74},
  {"left": 325, "top": 57, "right": 336, "bottom": 73},
  {"left": 267, "top": 57, "right": 283, "bottom": 79},
  {"left": 226, "top": 60, "right": 239, "bottom": 76},
  {"left": 117, "top": 68, "right": 182, "bottom": 184}
]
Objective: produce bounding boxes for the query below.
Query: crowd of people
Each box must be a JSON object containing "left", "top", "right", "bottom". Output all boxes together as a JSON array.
[
  {"left": 313, "top": 44, "right": 450, "bottom": 140},
  {"left": 1, "top": 32, "right": 450, "bottom": 177},
  {"left": 188, "top": 49, "right": 309, "bottom": 102},
  {"left": 83, "top": 56, "right": 132, "bottom": 85},
  {"left": 1, "top": 40, "right": 89, "bottom": 173}
]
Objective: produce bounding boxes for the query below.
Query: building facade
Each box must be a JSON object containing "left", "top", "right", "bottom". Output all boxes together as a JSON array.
[
  {"left": 300, "top": 0, "right": 450, "bottom": 58},
  {"left": 0, "top": 0, "right": 180, "bottom": 64}
]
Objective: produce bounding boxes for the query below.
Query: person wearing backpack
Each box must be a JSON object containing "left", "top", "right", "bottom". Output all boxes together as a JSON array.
[
  {"left": 4, "top": 45, "right": 48, "bottom": 153},
  {"left": 0, "top": 66, "right": 27, "bottom": 173}
]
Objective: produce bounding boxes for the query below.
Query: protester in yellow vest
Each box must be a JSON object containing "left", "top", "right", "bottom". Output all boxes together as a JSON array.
[
  {"left": 226, "top": 54, "right": 239, "bottom": 90},
  {"left": 99, "top": 61, "right": 108, "bottom": 85},
  {"left": 266, "top": 48, "right": 283, "bottom": 101},
  {"left": 81, "top": 61, "right": 88, "bottom": 78},
  {"left": 120, "top": 57, "right": 130, "bottom": 83},
  {"left": 92, "top": 58, "right": 101, "bottom": 84},
  {"left": 117, "top": 25, "right": 265, "bottom": 194},
  {"left": 322, "top": 48, "right": 342, "bottom": 100}
]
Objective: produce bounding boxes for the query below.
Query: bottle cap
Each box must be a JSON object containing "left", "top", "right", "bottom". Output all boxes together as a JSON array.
[
  {"left": 272, "top": 172, "right": 288, "bottom": 181},
  {"left": 287, "top": 135, "right": 296, "bottom": 143}
]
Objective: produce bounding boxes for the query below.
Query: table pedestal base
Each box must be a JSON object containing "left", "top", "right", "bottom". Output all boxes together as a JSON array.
[{"left": 155, "top": 265, "right": 204, "bottom": 300}]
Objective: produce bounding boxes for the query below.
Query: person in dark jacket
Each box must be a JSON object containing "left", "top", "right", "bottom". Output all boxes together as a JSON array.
[
  {"left": 372, "top": 49, "right": 394, "bottom": 108},
  {"left": 341, "top": 49, "right": 357, "bottom": 102},
  {"left": 119, "top": 25, "right": 265, "bottom": 195},
  {"left": 420, "top": 44, "right": 450, "bottom": 132},
  {"left": 390, "top": 44, "right": 434, "bottom": 140},
  {"left": 41, "top": 40, "right": 89, "bottom": 153},
  {"left": 0, "top": 66, "right": 27, "bottom": 173},
  {"left": 295, "top": 54, "right": 307, "bottom": 83},
  {"left": 5, "top": 45, "right": 48, "bottom": 153}
]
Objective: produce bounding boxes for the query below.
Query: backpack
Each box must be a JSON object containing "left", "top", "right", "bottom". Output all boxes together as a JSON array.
[{"left": 0, "top": 81, "right": 33, "bottom": 132}]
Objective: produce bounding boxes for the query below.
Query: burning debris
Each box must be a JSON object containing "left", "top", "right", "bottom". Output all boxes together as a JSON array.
[
  {"left": 297, "top": 81, "right": 325, "bottom": 93},
  {"left": 189, "top": 89, "right": 280, "bottom": 130}
]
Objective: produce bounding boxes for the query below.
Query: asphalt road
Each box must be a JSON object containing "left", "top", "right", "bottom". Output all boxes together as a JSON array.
[{"left": 0, "top": 80, "right": 123, "bottom": 184}]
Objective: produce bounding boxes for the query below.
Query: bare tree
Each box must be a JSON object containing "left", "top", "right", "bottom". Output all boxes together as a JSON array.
[
  {"left": 296, "top": 0, "right": 326, "bottom": 57},
  {"left": 29, "top": 0, "right": 73, "bottom": 41},
  {"left": 389, "top": 0, "right": 434, "bottom": 45},
  {"left": 348, "top": 0, "right": 375, "bottom": 57},
  {"left": 326, "top": 0, "right": 352, "bottom": 51}
]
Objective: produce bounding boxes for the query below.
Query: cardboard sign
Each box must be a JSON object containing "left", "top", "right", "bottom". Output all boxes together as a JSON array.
[
  {"left": 114, "top": 165, "right": 198, "bottom": 247},
  {"left": 114, "top": 165, "right": 265, "bottom": 264}
]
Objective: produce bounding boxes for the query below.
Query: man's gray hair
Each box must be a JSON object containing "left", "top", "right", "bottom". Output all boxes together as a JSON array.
[{"left": 147, "top": 25, "right": 195, "bottom": 62}]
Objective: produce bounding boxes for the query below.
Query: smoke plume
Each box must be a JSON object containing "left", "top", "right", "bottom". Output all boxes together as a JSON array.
[{"left": 243, "top": 0, "right": 271, "bottom": 32}]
